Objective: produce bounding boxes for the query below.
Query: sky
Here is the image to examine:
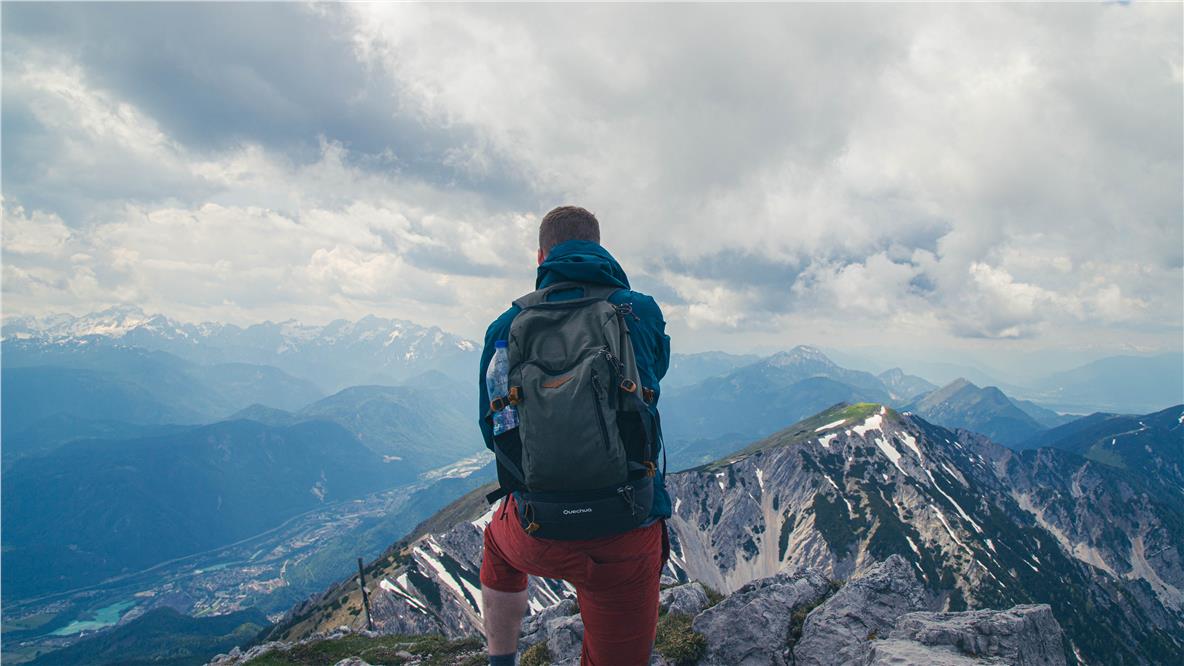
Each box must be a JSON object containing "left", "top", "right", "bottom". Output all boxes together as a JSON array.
[{"left": 2, "top": 3, "right": 1181, "bottom": 376}]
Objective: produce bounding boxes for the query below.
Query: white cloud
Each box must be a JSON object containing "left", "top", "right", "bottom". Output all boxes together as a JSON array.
[
  {"left": 2, "top": 3, "right": 1180, "bottom": 357},
  {"left": 336, "top": 3, "right": 1180, "bottom": 346},
  {"left": 1, "top": 203, "right": 73, "bottom": 256},
  {"left": 1, "top": 55, "right": 539, "bottom": 331}
]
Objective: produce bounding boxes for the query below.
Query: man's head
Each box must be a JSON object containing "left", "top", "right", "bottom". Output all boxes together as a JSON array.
[{"left": 538, "top": 205, "right": 600, "bottom": 265}]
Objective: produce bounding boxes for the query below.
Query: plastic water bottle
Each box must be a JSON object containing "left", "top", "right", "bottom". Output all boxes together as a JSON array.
[{"left": 487, "top": 340, "right": 519, "bottom": 435}]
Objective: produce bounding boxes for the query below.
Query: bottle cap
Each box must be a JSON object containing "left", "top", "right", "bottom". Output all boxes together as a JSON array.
[{"left": 494, "top": 340, "right": 508, "bottom": 348}]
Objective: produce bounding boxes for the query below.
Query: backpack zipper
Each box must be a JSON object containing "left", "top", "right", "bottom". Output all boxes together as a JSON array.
[
  {"left": 590, "top": 370, "right": 612, "bottom": 451},
  {"left": 595, "top": 346, "right": 625, "bottom": 387},
  {"left": 617, "top": 484, "right": 638, "bottom": 518}
]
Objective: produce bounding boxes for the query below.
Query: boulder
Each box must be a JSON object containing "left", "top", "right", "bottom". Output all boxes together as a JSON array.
[
  {"left": 793, "top": 555, "right": 929, "bottom": 666},
  {"left": 660, "top": 582, "right": 711, "bottom": 617},
  {"left": 887, "top": 604, "right": 1066, "bottom": 666},
  {"left": 692, "top": 570, "right": 832, "bottom": 665},
  {"left": 520, "top": 598, "right": 584, "bottom": 665}
]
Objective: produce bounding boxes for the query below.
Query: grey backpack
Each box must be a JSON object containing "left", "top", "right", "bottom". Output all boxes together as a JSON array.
[{"left": 486, "top": 281, "right": 660, "bottom": 539}]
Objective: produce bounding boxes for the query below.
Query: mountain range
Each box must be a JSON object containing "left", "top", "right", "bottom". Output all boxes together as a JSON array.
[
  {"left": 3, "top": 307, "right": 1181, "bottom": 665},
  {"left": 904, "top": 378, "right": 1076, "bottom": 447},
  {"left": 2, "top": 305, "right": 478, "bottom": 393},
  {"left": 660, "top": 346, "right": 896, "bottom": 467},
  {"left": 7, "top": 307, "right": 1178, "bottom": 417},
  {"left": 1, "top": 345, "right": 323, "bottom": 434},
  {"left": 663, "top": 350, "right": 762, "bottom": 388},
  {"left": 659, "top": 347, "right": 1035, "bottom": 467},
  {"left": 1024, "top": 353, "right": 1184, "bottom": 414},
  {"left": 228, "top": 371, "right": 481, "bottom": 471},
  {"left": 1017, "top": 405, "right": 1183, "bottom": 491},
  {"left": 264, "top": 402, "right": 1184, "bottom": 665}
]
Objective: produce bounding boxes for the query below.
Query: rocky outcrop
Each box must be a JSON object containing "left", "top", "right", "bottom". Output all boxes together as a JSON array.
[
  {"left": 692, "top": 570, "right": 833, "bottom": 666},
  {"left": 209, "top": 561, "right": 1070, "bottom": 666},
  {"left": 660, "top": 582, "right": 711, "bottom": 617},
  {"left": 519, "top": 599, "right": 584, "bottom": 666},
  {"left": 887, "top": 604, "right": 1065, "bottom": 666},
  {"left": 792, "top": 555, "right": 929, "bottom": 666}
]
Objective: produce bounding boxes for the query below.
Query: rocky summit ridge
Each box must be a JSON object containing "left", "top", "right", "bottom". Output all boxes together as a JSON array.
[
  {"left": 233, "top": 403, "right": 1183, "bottom": 665},
  {"left": 211, "top": 556, "right": 1065, "bottom": 666}
]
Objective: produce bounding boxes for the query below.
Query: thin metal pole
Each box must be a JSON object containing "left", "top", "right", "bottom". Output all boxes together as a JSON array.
[{"left": 357, "top": 556, "right": 374, "bottom": 631}]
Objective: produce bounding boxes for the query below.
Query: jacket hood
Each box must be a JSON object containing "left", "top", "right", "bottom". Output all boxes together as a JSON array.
[{"left": 536, "top": 240, "right": 631, "bottom": 290}]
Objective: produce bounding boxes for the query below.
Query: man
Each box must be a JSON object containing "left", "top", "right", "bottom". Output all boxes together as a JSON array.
[{"left": 476, "top": 206, "right": 672, "bottom": 666}]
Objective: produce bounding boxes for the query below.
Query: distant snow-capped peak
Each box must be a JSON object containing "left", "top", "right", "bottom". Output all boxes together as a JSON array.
[
  {"left": 2, "top": 304, "right": 161, "bottom": 340},
  {"left": 1, "top": 308, "right": 479, "bottom": 353}
]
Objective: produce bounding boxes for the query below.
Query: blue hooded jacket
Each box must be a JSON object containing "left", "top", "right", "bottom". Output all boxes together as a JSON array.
[{"left": 478, "top": 239, "right": 672, "bottom": 521}]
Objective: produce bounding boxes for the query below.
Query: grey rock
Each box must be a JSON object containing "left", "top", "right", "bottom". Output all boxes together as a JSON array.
[
  {"left": 521, "top": 598, "right": 584, "bottom": 665},
  {"left": 521, "top": 598, "right": 579, "bottom": 639},
  {"left": 367, "top": 584, "right": 445, "bottom": 636},
  {"left": 333, "top": 659, "right": 372, "bottom": 666},
  {"left": 889, "top": 604, "right": 1066, "bottom": 666},
  {"left": 543, "top": 614, "right": 586, "bottom": 665},
  {"left": 868, "top": 639, "right": 1004, "bottom": 665},
  {"left": 660, "top": 582, "right": 711, "bottom": 617},
  {"left": 206, "top": 646, "right": 242, "bottom": 666},
  {"left": 693, "top": 569, "right": 833, "bottom": 666},
  {"left": 206, "top": 641, "right": 282, "bottom": 665},
  {"left": 793, "top": 555, "right": 929, "bottom": 666}
]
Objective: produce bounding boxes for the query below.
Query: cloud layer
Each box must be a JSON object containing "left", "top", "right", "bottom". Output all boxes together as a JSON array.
[{"left": 2, "top": 3, "right": 1180, "bottom": 358}]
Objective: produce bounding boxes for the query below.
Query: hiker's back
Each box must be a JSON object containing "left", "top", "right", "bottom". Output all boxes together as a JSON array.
[
  {"left": 477, "top": 209, "right": 672, "bottom": 666},
  {"left": 484, "top": 280, "right": 663, "bottom": 539}
]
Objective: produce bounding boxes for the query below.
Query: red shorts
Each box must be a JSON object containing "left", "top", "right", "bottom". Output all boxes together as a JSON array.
[{"left": 480, "top": 495, "right": 669, "bottom": 666}]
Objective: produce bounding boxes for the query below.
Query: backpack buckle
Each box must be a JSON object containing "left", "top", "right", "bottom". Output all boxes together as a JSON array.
[
  {"left": 619, "top": 379, "right": 637, "bottom": 393},
  {"left": 490, "top": 397, "right": 508, "bottom": 412},
  {"left": 508, "top": 386, "right": 522, "bottom": 405},
  {"left": 614, "top": 302, "right": 641, "bottom": 321},
  {"left": 644, "top": 461, "right": 657, "bottom": 477},
  {"left": 642, "top": 387, "right": 655, "bottom": 403}
]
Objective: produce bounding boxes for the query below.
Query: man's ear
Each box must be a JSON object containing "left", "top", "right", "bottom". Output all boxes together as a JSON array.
[{"left": 537, "top": 248, "right": 545, "bottom": 265}]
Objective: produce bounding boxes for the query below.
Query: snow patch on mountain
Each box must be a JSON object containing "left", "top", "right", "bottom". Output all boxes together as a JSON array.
[
  {"left": 852, "top": 409, "right": 886, "bottom": 437},
  {"left": 874, "top": 436, "right": 906, "bottom": 475},
  {"left": 815, "top": 418, "right": 849, "bottom": 432},
  {"left": 925, "top": 469, "right": 981, "bottom": 533}
]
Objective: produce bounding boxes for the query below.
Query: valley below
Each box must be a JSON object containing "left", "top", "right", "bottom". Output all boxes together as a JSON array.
[{"left": 0, "top": 453, "right": 493, "bottom": 665}]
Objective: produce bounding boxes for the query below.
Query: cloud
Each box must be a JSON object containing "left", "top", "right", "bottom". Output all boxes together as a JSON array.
[
  {"left": 0, "top": 53, "right": 538, "bottom": 329},
  {"left": 1, "top": 2, "right": 1180, "bottom": 356},
  {"left": 1, "top": 201, "right": 73, "bottom": 256},
  {"left": 339, "top": 3, "right": 1180, "bottom": 343}
]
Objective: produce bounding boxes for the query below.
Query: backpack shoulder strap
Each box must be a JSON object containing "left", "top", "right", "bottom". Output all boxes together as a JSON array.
[{"left": 512, "top": 281, "right": 621, "bottom": 310}]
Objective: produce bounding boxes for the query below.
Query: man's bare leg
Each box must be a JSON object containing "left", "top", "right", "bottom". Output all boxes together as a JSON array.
[{"left": 482, "top": 586, "right": 528, "bottom": 659}]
